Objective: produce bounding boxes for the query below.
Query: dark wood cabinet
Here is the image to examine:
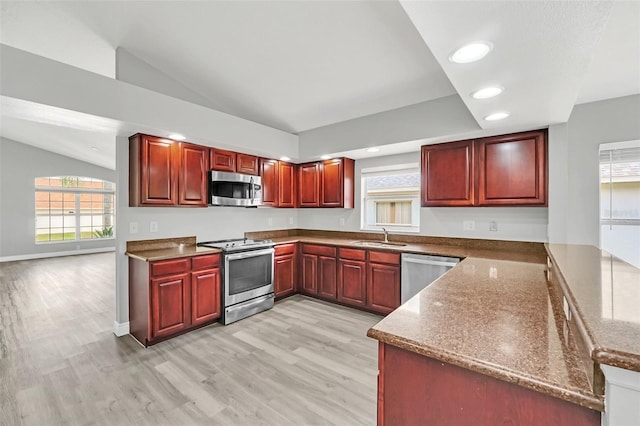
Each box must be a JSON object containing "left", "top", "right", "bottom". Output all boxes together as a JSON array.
[
  {"left": 367, "top": 251, "right": 400, "bottom": 315},
  {"left": 317, "top": 256, "right": 337, "bottom": 300},
  {"left": 129, "top": 134, "right": 208, "bottom": 207},
  {"left": 420, "top": 130, "right": 547, "bottom": 207},
  {"left": 260, "top": 158, "right": 279, "bottom": 207},
  {"left": 337, "top": 248, "right": 367, "bottom": 307},
  {"left": 237, "top": 153, "right": 259, "bottom": 175},
  {"left": 130, "top": 134, "right": 178, "bottom": 206},
  {"left": 421, "top": 140, "right": 475, "bottom": 207},
  {"left": 377, "top": 343, "right": 599, "bottom": 426},
  {"left": 179, "top": 143, "right": 209, "bottom": 206},
  {"left": 298, "top": 163, "right": 320, "bottom": 207},
  {"left": 210, "top": 148, "right": 236, "bottom": 172},
  {"left": 300, "top": 244, "right": 337, "bottom": 299},
  {"left": 129, "top": 253, "right": 221, "bottom": 346},
  {"left": 476, "top": 130, "right": 547, "bottom": 206},
  {"left": 151, "top": 272, "right": 190, "bottom": 338},
  {"left": 298, "top": 158, "right": 355, "bottom": 208},
  {"left": 278, "top": 161, "right": 297, "bottom": 208},
  {"left": 274, "top": 243, "right": 297, "bottom": 298}
]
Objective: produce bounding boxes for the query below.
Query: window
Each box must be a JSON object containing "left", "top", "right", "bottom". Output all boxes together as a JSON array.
[
  {"left": 35, "top": 176, "right": 115, "bottom": 243},
  {"left": 361, "top": 163, "right": 420, "bottom": 232},
  {"left": 599, "top": 141, "right": 640, "bottom": 267}
]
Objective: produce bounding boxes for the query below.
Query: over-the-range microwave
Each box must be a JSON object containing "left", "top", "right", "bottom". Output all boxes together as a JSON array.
[{"left": 209, "top": 170, "right": 263, "bottom": 207}]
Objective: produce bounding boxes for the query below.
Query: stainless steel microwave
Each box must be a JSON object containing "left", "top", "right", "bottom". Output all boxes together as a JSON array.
[{"left": 209, "top": 171, "right": 263, "bottom": 207}]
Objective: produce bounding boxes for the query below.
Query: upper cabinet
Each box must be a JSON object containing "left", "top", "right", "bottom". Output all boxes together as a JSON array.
[
  {"left": 237, "top": 153, "right": 260, "bottom": 175},
  {"left": 260, "top": 158, "right": 297, "bottom": 208},
  {"left": 476, "top": 130, "right": 547, "bottom": 206},
  {"left": 421, "top": 140, "right": 475, "bottom": 207},
  {"left": 130, "top": 134, "right": 208, "bottom": 207},
  {"left": 210, "top": 149, "right": 259, "bottom": 175},
  {"left": 298, "top": 158, "right": 355, "bottom": 208},
  {"left": 209, "top": 148, "right": 236, "bottom": 172},
  {"left": 420, "top": 129, "right": 547, "bottom": 207}
]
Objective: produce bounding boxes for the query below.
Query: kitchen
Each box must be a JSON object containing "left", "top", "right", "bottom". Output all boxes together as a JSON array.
[{"left": 1, "top": 1, "right": 639, "bottom": 425}]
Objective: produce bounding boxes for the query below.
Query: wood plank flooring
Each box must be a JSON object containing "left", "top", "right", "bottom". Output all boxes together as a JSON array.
[{"left": 0, "top": 253, "right": 381, "bottom": 425}]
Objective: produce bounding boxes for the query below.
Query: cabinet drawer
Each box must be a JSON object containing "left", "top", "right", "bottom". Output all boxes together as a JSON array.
[
  {"left": 302, "top": 244, "right": 336, "bottom": 257},
  {"left": 339, "top": 248, "right": 366, "bottom": 261},
  {"left": 275, "top": 243, "right": 296, "bottom": 256},
  {"left": 150, "top": 258, "right": 190, "bottom": 277},
  {"left": 191, "top": 254, "right": 221, "bottom": 271},
  {"left": 369, "top": 251, "right": 400, "bottom": 265}
]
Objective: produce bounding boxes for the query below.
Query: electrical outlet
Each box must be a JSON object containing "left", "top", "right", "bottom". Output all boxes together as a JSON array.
[
  {"left": 268, "top": 217, "right": 273, "bottom": 226},
  {"left": 489, "top": 221, "right": 498, "bottom": 232},
  {"left": 463, "top": 220, "right": 475, "bottom": 231},
  {"left": 289, "top": 217, "right": 294, "bottom": 225},
  {"left": 150, "top": 221, "right": 158, "bottom": 232},
  {"left": 339, "top": 218, "right": 345, "bottom": 226},
  {"left": 129, "top": 222, "right": 138, "bottom": 234}
]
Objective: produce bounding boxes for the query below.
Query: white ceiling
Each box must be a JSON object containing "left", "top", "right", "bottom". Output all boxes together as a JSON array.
[{"left": 1, "top": 0, "right": 639, "bottom": 169}]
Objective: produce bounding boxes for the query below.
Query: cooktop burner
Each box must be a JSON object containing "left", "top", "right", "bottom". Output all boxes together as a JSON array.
[{"left": 197, "top": 238, "right": 274, "bottom": 252}]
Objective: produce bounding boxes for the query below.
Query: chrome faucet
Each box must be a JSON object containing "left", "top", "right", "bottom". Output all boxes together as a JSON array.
[{"left": 382, "top": 227, "right": 389, "bottom": 243}]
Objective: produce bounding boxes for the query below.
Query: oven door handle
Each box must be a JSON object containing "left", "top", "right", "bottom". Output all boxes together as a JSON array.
[{"left": 225, "top": 247, "right": 275, "bottom": 261}]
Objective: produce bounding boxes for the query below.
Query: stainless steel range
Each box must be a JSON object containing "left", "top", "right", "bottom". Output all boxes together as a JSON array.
[{"left": 197, "top": 238, "right": 275, "bottom": 324}]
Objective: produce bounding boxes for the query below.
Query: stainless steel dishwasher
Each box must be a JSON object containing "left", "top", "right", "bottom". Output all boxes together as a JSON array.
[{"left": 401, "top": 253, "right": 460, "bottom": 303}]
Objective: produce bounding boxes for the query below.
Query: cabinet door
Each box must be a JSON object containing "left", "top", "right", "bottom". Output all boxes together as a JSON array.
[
  {"left": 274, "top": 254, "right": 296, "bottom": 298},
  {"left": 132, "top": 134, "right": 178, "bottom": 206},
  {"left": 191, "top": 268, "right": 221, "bottom": 326},
  {"left": 367, "top": 263, "right": 400, "bottom": 315},
  {"left": 151, "top": 272, "right": 190, "bottom": 339},
  {"left": 210, "top": 148, "right": 236, "bottom": 172},
  {"left": 298, "top": 163, "right": 320, "bottom": 207},
  {"left": 301, "top": 253, "right": 318, "bottom": 295},
  {"left": 179, "top": 143, "right": 209, "bottom": 206},
  {"left": 237, "top": 153, "right": 259, "bottom": 175},
  {"left": 278, "top": 161, "right": 297, "bottom": 208},
  {"left": 421, "top": 140, "right": 474, "bottom": 207},
  {"left": 476, "top": 130, "right": 547, "bottom": 206},
  {"left": 320, "top": 159, "right": 343, "bottom": 207},
  {"left": 260, "top": 158, "right": 279, "bottom": 207},
  {"left": 338, "top": 259, "right": 367, "bottom": 307},
  {"left": 318, "top": 256, "right": 337, "bottom": 300}
]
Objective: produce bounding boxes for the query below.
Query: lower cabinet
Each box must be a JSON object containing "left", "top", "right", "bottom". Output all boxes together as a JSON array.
[
  {"left": 300, "top": 244, "right": 337, "bottom": 300},
  {"left": 129, "top": 253, "right": 221, "bottom": 346},
  {"left": 367, "top": 251, "right": 401, "bottom": 315},
  {"left": 274, "top": 243, "right": 297, "bottom": 298},
  {"left": 337, "top": 248, "right": 367, "bottom": 307}
]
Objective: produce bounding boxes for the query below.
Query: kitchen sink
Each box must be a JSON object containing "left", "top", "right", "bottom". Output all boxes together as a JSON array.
[{"left": 352, "top": 240, "right": 407, "bottom": 248}]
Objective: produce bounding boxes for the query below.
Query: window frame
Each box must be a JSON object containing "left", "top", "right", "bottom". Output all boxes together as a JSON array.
[
  {"left": 35, "top": 176, "right": 116, "bottom": 244},
  {"left": 360, "top": 163, "right": 420, "bottom": 233}
]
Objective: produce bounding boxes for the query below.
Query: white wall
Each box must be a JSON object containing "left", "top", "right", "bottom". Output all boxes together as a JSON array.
[
  {"left": 297, "top": 152, "right": 549, "bottom": 242},
  {"left": 0, "top": 137, "right": 116, "bottom": 260},
  {"left": 562, "top": 94, "right": 640, "bottom": 246}
]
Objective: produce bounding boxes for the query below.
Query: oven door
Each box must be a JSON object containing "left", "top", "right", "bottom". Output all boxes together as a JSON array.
[{"left": 224, "top": 247, "right": 274, "bottom": 306}]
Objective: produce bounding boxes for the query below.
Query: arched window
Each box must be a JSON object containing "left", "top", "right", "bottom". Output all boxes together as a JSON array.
[{"left": 35, "top": 176, "right": 115, "bottom": 243}]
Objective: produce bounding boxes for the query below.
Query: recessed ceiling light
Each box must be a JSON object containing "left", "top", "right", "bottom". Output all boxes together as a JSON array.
[
  {"left": 472, "top": 86, "right": 503, "bottom": 99},
  {"left": 280, "top": 156, "right": 291, "bottom": 162},
  {"left": 320, "top": 154, "right": 332, "bottom": 160},
  {"left": 366, "top": 147, "right": 380, "bottom": 153},
  {"left": 169, "top": 133, "right": 186, "bottom": 140},
  {"left": 449, "top": 41, "right": 493, "bottom": 64},
  {"left": 484, "top": 112, "right": 510, "bottom": 121},
  {"left": 91, "top": 146, "right": 99, "bottom": 151}
]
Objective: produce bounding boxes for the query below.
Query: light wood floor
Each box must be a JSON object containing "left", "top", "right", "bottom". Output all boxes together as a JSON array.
[{"left": 0, "top": 253, "right": 381, "bottom": 425}]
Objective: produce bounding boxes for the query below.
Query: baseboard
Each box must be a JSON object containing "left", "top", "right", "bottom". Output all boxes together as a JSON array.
[
  {"left": 113, "top": 321, "right": 130, "bottom": 337},
  {"left": 0, "top": 247, "right": 115, "bottom": 262}
]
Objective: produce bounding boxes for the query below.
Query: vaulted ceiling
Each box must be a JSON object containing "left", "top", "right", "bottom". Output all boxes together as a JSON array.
[{"left": 1, "top": 1, "right": 638, "bottom": 169}]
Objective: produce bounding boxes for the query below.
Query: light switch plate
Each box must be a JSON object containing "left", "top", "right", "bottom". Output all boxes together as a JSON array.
[
  {"left": 150, "top": 221, "right": 158, "bottom": 232},
  {"left": 129, "top": 222, "right": 138, "bottom": 234}
]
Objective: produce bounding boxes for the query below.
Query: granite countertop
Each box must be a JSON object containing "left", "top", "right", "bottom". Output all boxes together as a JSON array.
[
  {"left": 367, "top": 257, "right": 603, "bottom": 411},
  {"left": 125, "top": 236, "right": 221, "bottom": 261},
  {"left": 546, "top": 244, "right": 640, "bottom": 372}
]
